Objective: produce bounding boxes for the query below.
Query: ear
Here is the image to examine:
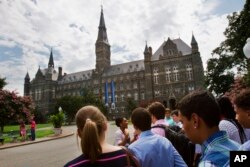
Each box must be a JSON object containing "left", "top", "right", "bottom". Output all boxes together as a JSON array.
[{"left": 191, "top": 113, "right": 200, "bottom": 128}]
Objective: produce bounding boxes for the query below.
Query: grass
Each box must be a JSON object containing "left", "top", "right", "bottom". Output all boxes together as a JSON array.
[{"left": 1, "top": 124, "right": 54, "bottom": 144}]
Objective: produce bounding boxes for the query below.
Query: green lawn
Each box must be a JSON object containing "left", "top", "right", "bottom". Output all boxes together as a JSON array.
[{"left": 1, "top": 124, "right": 54, "bottom": 143}]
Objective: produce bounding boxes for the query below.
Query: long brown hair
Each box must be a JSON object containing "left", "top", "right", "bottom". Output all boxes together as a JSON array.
[{"left": 75, "top": 105, "right": 106, "bottom": 163}]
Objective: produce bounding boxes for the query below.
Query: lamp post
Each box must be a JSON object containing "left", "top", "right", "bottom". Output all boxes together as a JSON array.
[{"left": 243, "top": 38, "right": 250, "bottom": 85}]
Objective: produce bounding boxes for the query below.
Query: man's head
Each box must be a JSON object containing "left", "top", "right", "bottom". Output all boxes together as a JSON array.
[
  {"left": 115, "top": 117, "right": 128, "bottom": 129},
  {"left": 234, "top": 89, "right": 250, "bottom": 128},
  {"left": 177, "top": 90, "right": 220, "bottom": 144},
  {"left": 171, "top": 110, "right": 180, "bottom": 123},
  {"left": 131, "top": 107, "right": 151, "bottom": 132},
  {"left": 147, "top": 102, "right": 165, "bottom": 123},
  {"left": 165, "top": 108, "right": 171, "bottom": 119}
]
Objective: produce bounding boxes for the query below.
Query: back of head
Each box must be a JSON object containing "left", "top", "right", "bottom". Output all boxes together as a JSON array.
[
  {"left": 75, "top": 105, "right": 106, "bottom": 163},
  {"left": 234, "top": 89, "right": 250, "bottom": 111},
  {"left": 177, "top": 90, "right": 220, "bottom": 128},
  {"left": 217, "top": 96, "right": 235, "bottom": 119},
  {"left": 115, "top": 117, "right": 123, "bottom": 127},
  {"left": 131, "top": 107, "right": 151, "bottom": 131},
  {"left": 147, "top": 102, "right": 166, "bottom": 120}
]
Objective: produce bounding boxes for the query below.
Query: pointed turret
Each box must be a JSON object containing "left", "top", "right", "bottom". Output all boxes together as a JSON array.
[
  {"left": 191, "top": 33, "right": 199, "bottom": 53},
  {"left": 24, "top": 72, "right": 30, "bottom": 96},
  {"left": 35, "top": 66, "right": 44, "bottom": 79},
  {"left": 48, "top": 48, "right": 54, "bottom": 68},
  {"left": 97, "top": 7, "right": 109, "bottom": 43},
  {"left": 144, "top": 42, "right": 149, "bottom": 54}
]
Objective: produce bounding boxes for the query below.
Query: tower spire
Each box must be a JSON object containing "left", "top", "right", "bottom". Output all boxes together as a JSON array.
[
  {"left": 48, "top": 48, "right": 54, "bottom": 68},
  {"left": 97, "top": 7, "right": 109, "bottom": 43},
  {"left": 191, "top": 33, "right": 199, "bottom": 53}
]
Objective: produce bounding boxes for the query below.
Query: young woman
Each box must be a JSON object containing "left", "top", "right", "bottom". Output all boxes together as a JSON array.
[{"left": 64, "top": 105, "right": 129, "bottom": 167}]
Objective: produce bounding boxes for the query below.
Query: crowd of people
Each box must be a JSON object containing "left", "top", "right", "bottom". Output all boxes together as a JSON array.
[{"left": 64, "top": 88, "right": 250, "bottom": 167}]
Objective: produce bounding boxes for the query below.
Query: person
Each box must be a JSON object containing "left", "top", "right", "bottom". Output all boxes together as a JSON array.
[
  {"left": 165, "top": 108, "right": 175, "bottom": 126},
  {"left": 128, "top": 107, "right": 187, "bottom": 167},
  {"left": 20, "top": 120, "right": 26, "bottom": 141},
  {"left": 233, "top": 89, "right": 250, "bottom": 150},
  {"left": 147, "top": 102, "right": 169, "bottom": 137},
  {"left": 171, "top": 110, "right": 183, "bottom": 129},
  {"left": 114, "top": 117, "right": 130, "bottom": 147},
  {"left": 217, "top": 96, "right": 246, "bottom": 144},
  {"left": 177, "top": 90, "right": 240, "bottom": 167},
  {"left": 30, "top": 115, "right": 36, "bottom": 141},
  {"left": 64, "top": 105, "right": 130, "bottom": 167}
]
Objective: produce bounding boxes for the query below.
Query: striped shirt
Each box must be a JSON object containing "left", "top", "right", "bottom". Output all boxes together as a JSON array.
[
  {"left": 64, "top": 149, "right": 128, "bottom": 167},
  {"left": 199, "top": 131, "right": 240, "bottom": 167}
]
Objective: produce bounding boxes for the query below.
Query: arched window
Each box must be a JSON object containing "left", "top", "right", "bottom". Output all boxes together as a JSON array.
[
  {"left": 186, "top": 64, "right": 193, "bottom": 80},
  {"left": 173, "top": 65, "right": 179, "bottom": 81},
  {"left": 153, "top": 67, "right": 159, "bottom": 84}
]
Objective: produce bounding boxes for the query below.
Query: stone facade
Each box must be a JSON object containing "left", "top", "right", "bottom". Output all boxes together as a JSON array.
[{"left": 24, "top": 8, "right": 204, "bottom": 119}]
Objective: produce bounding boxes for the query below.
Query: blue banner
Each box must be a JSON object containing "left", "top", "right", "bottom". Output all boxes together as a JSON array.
[
  {"left": 111, "top": 81, "right": 115, "bottom": 103},
  {"left": 105, "top": 82, "right": 108, "bottom": 104}
]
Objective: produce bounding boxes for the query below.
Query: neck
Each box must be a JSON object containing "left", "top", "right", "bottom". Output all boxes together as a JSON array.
[{"left": 199, "top": 126, "right": 219, "bottom": 144}]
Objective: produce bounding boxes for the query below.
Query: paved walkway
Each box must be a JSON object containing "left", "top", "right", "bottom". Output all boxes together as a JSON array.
[{"left": 0, "top": 127, "right": 74, "bottom": 150}]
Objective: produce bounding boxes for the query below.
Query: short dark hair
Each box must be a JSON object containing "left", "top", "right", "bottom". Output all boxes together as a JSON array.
[
  {"left": 177, "top": 90, "right": 220, "bottom": 128},
  {"left": 115, "top": 117, "right": 123, "bottom": 127},
  {"left": 171, "top": 110, "right": 179, "bottom": 116},
  {"left": 217, "top": 96, "right": 235, "bottom": 119},
  {"left": 131, "top": 107, "right": 151, "bottom": 131},
  {"left": 234, "top": 89, "right": 250, "bottom": 111},
  {"left": 147, "top": 102, "right": 165, "bottom": 120}
]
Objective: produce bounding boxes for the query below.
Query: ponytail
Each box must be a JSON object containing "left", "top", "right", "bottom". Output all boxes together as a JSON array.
[{"left": 80, "top": 119, "right": 102, "bottom": 163}]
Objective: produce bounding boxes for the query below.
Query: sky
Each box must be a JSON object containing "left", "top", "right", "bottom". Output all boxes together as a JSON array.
[{"left": 0, "top": 0, "right": 246, "bottom": 95}]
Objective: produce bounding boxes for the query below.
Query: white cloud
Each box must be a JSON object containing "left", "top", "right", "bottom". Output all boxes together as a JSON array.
[{"left": 0, "top": 0, "right": 244, "bottom": 95}]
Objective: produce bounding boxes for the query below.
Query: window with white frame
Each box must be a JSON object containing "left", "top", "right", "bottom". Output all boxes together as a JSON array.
[
  {"left": 121, "top": 94, "right": 124, "bottom": 101},
  {"left": 155, "top": 90, "right": 161, "bottom": 97},
  {"left": 134, "top": 93, "right": 138, "bottom": 100},
  {"left": 186, "top": 64, "right": 193, "bottom": 80},
  {"left": 141, "top": 92, "right": 145, "bottom": 100},
  {"left": 188, "top": 85, "right": 194, "bottom": 92},
  {"left": 165, "top": 66, "right": 171, "bottom": 83},
  {"left": 153, "top": 67, "right": 159, "bottom": 84},
  {"left": 173, "top": 65, "right": 179, "bottom": 81},
  {"left": 115, "top": 95, "right": 118, "bottom": 102},
  {"left": 133, "top": 82, "right": 137, "bottom": 89}
]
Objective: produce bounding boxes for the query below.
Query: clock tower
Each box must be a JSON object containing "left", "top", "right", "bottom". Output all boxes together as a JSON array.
[{"left": 95, "top": 7, "right": 111, "bottom": 73}]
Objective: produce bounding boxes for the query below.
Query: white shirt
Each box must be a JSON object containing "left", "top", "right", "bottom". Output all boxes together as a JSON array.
[
  {"left": 219, "top": 119, "right": 241, "bottom": 144},
  {"left": 114, "top": 128, "right": 130, "bottom": 146}
]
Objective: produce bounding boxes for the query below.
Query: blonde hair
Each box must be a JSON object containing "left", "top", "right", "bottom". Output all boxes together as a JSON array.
[{"left": 75, "top": 105, "right": 106, "bottom": 163}]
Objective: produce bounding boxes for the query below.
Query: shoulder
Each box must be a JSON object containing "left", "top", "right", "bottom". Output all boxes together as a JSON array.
[
  {"left": 240, "top": 140, "right": 250, "bottom": 151},
  {"left": 64, "top": 155, "right": 87, "bottom": 167}
]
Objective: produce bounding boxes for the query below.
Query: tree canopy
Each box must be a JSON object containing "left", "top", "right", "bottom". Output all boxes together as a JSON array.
[
  {"left": 0, "top": 90, "right": 34, "bottom": 133},
  {"left": 205, "top": 0, "right": 250, "bottom": 95},
  {"left": 0, "top": 77, "right": 7, "bottom": 89}
]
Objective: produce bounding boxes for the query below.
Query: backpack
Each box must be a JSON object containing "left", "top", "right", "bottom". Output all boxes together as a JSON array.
[{"left": 152, "top": 124, "right": 195, "bottom": 167}]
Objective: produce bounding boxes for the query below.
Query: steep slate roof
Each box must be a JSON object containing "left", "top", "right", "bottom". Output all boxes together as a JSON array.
[
  {"left": 41, "top": 68, "right": 59, "bottom": 81},
  {"left": 58, "top": 69, "right": 93, "bottom": 84},
  {"left": 151, "top": 38, "right": 192, "bottom": 61},
  {"left": 103, "top": 60, "right": 144, "bottom": 77}
]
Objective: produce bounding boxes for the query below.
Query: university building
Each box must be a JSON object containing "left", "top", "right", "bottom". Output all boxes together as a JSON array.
[{"left": 24, "top": 8, "right": 204, "bottom": 119}]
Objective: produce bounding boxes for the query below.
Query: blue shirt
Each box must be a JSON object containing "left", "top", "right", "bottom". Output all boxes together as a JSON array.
[
  {"left": 199, "top": 131, "right": 240, "bottom": 167},
  {"left": 240, "top": 140, "right": 250, "bottom": 151},
  {"left": 128, "top": 130, "right": 187, "bottom": 167}
]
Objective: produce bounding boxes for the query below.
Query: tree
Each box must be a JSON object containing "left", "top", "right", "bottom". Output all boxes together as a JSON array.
[
  {"left": 205, "top": 0, "right": 250, "bottom": 94},
  {"left": 55, "top": 87, "right": 107, "bottom": 124},
  {"left": 0, "top": 77, "right": 7, "bottom": 89},
  {"left": 125, "top": 98, "right": 137, "bottom": 117},
  {"left": 0, "top": 90, "right": 34, "bottom": 133}
]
